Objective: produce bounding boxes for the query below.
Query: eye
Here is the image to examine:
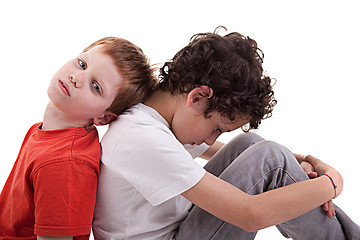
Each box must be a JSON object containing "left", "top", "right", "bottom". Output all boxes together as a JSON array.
[
  {"left": 92, "top": 81, "right": 102, "bottom": 95},
  {"left": 204, "top": 114, "right": 212, "bottom": 119},
  {"left": 77, "top": 58, "right": 87, "bottom": 70}
]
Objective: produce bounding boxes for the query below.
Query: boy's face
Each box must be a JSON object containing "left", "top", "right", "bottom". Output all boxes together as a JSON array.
[
  {"left": 47, "top": 45, "right": 122, "bottom": 124},
  {"left": 172, "top": 108, "right": 249, "bottom": 146}
]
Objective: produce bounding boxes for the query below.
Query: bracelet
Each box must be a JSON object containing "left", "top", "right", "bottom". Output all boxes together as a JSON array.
[{"left": 322, "top": 173, "right": 337, "bottom": 199}]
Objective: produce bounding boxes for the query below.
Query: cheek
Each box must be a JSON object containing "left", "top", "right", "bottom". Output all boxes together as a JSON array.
[
  {"left": 85, "top": 102, "right": 110, "bottom": 116},
  {"left": 73, "top": 95, "right": 109, "bottom": 116},
  {"left": 189, "top": 122, "right": 211, "bottom": 136}
]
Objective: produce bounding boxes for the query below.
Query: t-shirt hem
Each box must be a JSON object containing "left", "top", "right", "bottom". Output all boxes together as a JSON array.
[
  {"left": 183, "top": 143, "right": 210, "bottom": 158},
  {"left": 34, "top": 224, "right": 91, "bottom": 236}
]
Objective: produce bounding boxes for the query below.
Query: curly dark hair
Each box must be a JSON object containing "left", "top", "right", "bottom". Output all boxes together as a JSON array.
[{"left": 158, "top": 26, "right": 276, "bottom": 131}]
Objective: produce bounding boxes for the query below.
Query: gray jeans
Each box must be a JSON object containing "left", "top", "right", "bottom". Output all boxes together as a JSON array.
[{"left": 175, "top": 133, "right": 360, "bottom": 240}]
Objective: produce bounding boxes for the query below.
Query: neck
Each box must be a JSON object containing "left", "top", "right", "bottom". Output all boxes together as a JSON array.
[
  {"left": 41, "top": 102, "right": 90, "bottom": 131},
  {"left": 143, "top": 89, "right": 180, "bottom": 126}
]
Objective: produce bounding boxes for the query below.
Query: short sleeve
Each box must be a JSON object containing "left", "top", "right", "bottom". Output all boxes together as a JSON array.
[
  {"left": 32, "top": 159, "right": 99, "bottom": 236},
  {"left": 104, "top": 125, "right": 206, "bottom": 206},
  {"left": 183, "top": 143, "right": 210, "bottom": 158}
]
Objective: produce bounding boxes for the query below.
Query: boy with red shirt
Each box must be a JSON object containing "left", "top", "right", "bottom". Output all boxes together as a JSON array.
[{"left": 0, "top": 37, "right": 157, "bottom": 240}]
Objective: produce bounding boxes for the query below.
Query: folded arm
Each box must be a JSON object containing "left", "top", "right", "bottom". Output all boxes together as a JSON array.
[
  {"left": 182, "top": 157, "right": 342, "bottom": 232},
  {"left": 294, "top": 154, "right": 338, "bottom": 217}
]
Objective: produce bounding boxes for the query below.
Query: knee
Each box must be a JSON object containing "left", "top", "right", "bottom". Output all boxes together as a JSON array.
[
  {"left": 255, "top": 140, "right": 292, "bottom": 162},
  {"left": 221, "top": 133, "right": 264, "bottom": 158},
  {"left": 252, "top": 140, "right": 303, "bottom": 173},
  {"left": 256, "top": 140, "right": 289, "bottom": 155},
  {"left": 226, "top": 132, "right": 264, "bottom": 150}
]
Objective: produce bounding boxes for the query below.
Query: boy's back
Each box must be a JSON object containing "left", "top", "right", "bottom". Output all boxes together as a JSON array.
[{"left": 93, "top": 103, "right": 206, "bottom": 239}]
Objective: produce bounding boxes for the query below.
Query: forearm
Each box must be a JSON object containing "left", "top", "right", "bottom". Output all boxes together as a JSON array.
[
  {"left": 183, "top": 172, "right": 337, "bottom": 232},
  {"left": 183, "top": 152, "right": 342, "bottom": 232},
  {"left": 199, "top": 141, "right": 225, "bottom": 160},
  {"left": 250, "top": 175, "right": 336, "bottom": 230}
]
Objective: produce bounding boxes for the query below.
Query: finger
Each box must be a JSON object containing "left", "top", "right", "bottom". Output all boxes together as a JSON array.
[
  {"left": 307, "top": 172, "right": 318, "bottom": 179},
  {"left": 322, "top": 201, "right": 329, "bottom": 212},
  {"left": 304, "top": 155, "right": 321, "bottom": 165},
  {"left": 329, "top": 200, "right": 336, "bottom": 217},
  {"left": 323, "top": 202, "right": 333, "bottom": 218},
  {"left": 324, "top": 200, "right": 335, "bottom": 218}
]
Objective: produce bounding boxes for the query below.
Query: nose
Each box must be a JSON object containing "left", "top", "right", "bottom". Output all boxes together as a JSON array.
[
  {"left": 69, "top": 73, "right": 84, "bottom": 88},
  {"left": 204, "top": 133, "right": 220, "bottom": 146}
]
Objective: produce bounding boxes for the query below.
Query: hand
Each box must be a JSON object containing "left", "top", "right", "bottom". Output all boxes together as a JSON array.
[
  {"left": 300, "top": 158, "right": 337, "bottom": 217},
  {"left": 300, "top": 161, "right": 317, "bottom": 179},
  {"left": 303, "top": 155, "right": 343, "bottom": 197}
]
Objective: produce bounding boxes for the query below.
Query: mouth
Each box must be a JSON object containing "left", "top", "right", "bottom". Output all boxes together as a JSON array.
[{"left": 58, "top": 80, "right": 70, "bottom": 96}]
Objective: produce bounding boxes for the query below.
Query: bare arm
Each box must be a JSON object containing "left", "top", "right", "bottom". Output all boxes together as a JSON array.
[
  {"left": 182, "top": 159, "right": 342, "bottom": 232},
  {"left": 293, "top": 154, "right": 338, "bottom": 218},
  {"left": 37, "top": 236, "right": 73, "bottom": 240},
  {"left": 199, "top": 141, "right": 225, "bottom": 160}
]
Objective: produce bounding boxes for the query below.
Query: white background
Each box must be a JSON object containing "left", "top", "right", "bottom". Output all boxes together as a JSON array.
[{"left": 0, "top": 1, "right": 359, "bottom": 238}]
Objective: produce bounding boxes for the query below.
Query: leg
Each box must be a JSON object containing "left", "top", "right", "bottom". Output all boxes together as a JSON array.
[
  {"left": 176, "top": 133, "right": 263, "bottom": 240},
  {"left": 333, "top": 205, "right": 360, "bottom": 240},
  {"left": 204, "top": 132, "right": 265, "bottom": 177},
  {"left": 176, "top": 134, "right": 357, "bottom": 240}
]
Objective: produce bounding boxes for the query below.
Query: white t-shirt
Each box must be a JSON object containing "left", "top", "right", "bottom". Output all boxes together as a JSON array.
[{"left": 93, "top": 103, "right": 207, "bottom": 240}]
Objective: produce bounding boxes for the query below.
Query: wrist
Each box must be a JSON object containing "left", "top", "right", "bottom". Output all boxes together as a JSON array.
[
  {"left": 322, "top": 171, "right": 343, "bottom": 198},
  {"left": 322, "top": 173, "right": 338, "bottom": 199}
]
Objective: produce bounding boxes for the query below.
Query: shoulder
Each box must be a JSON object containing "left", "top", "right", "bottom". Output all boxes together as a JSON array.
[
  {"left": 102, "top": 104, "right": 177, "bottom": 155},
  {"left": 71, "top": 127, "right": 101, "bottom": 164},
  {"left": 21, "top": 122, "right": 42, "bottom": 142},
  {"left": 102, "top": 121, "right": 183, "bottom": 165},
  {"left": 32, "top": 127, "right": 101, "bottom": 175}
]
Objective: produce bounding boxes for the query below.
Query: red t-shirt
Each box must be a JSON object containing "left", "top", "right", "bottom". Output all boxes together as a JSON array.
[{"left": 0, "top": 123, "right": 101, "bottom": 239}]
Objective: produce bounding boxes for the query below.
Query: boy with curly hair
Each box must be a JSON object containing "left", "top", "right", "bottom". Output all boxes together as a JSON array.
[
  {"left": 0, "top": 37, "right": 157, "bottom": 239},
  {"left": 93, "top": 28, "right": 359, "bottom": 239}
]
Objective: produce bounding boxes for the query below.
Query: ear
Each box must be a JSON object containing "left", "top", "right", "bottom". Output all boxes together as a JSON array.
[
  {"left": 186, "top": 86, "right": 214, "bottom": 108},
  {"left": 93, "top": 111, "right": 118, "bottom": 126}
]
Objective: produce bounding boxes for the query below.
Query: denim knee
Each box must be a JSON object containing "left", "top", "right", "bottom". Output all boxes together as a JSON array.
[
  {"left": 250, "top": 140, "right": 306, "bottom": 180},
  {"left": 226, "top": 132, "right": 264, "bottom": 150},
  {"left": 253, "top": 140, "right": 294, "bottom": 165}
]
